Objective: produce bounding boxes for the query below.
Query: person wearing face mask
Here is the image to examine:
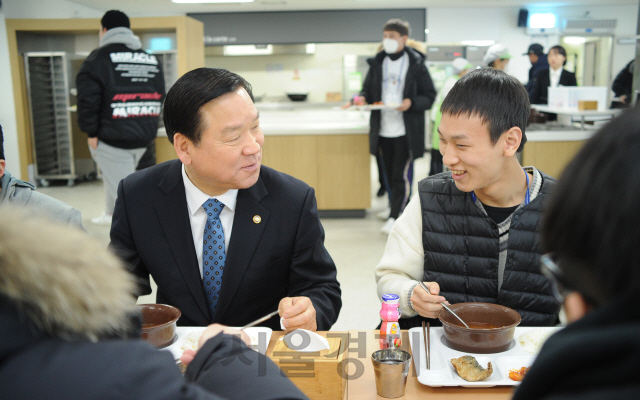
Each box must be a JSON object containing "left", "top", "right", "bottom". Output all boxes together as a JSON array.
[
  {"left": 353, "top": 18, "right": 436, "bottom": 235},
  {"left": 483, "top": 43, "right": 512, "bottom": 71},
  {"left": 531, "top": 45, "right": 577, "bottom": 106}
]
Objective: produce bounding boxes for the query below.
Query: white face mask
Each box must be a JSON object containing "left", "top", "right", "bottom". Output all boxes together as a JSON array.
[{"left": 382, "top": 38, "right": 400, "bottom": 54}]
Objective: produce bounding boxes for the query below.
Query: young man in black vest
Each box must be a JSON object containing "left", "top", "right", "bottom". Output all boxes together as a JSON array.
[{"left": 375, "top": 68, "right": 560, "bottom": 328}]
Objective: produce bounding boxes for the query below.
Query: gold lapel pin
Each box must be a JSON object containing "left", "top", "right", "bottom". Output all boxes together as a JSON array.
[{"left": 253, "top": 215, "right": 262, "bottom": 224}]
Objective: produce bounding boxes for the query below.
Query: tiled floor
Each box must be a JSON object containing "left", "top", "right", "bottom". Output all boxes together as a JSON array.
[{"left": 38, "top": 154, "right": 431, "bottom": 331}]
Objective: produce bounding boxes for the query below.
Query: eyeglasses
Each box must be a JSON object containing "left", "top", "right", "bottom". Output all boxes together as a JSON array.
[{"left": 539, "top": 253, "right": 571, "bottom": 303}]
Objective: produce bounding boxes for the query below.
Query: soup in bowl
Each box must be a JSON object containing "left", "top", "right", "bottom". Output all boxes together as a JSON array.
[{"left": 438, "top": 302, "right": 521, "bottom": 353}]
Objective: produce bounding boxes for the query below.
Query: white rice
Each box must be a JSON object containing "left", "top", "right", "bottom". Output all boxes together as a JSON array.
[
  {"left": 181, "top": 330, "right": 203, "bottom": 351},
  {"left": 518, "top": 329, "right": 555, "bottom": 354}
]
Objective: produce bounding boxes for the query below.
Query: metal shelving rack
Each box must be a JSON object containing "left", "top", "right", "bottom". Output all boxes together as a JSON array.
[{"left": 24, "top": 52, "right": 85, "bottom": 186}]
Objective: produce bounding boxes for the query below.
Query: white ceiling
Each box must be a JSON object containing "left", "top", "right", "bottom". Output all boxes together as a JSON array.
[{"left": 66, "top": 0, "right": 638, "bottom": 16}]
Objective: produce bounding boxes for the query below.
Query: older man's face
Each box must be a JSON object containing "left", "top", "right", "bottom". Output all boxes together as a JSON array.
[{"left": 182, "top": 88, "right": 263, "bottom": 196}]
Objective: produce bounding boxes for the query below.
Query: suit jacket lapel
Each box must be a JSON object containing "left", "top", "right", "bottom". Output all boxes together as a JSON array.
[
  {"left": 213, "top": 176, "right": 270, "bottom": 322},
  {"left": 154, "top": 161, "right": 210, "bottom": 322}
]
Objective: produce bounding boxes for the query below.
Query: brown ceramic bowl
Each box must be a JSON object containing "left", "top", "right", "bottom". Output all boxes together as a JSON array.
[
  {"left": 139, "top": 304, "right": 181, "bottom": 348},
  {"left": 438, "top": 302, "right": 521, "bottom": 354}
]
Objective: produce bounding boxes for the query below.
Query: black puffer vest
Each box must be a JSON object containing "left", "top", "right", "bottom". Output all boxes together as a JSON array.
[{"left": 400, "top": 172, "right": 560, "bottom": 329}]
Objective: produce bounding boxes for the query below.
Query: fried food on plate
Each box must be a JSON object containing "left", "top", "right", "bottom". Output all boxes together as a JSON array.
[{"left": 450, "top": 355, "right": 493, "bottom": 382}]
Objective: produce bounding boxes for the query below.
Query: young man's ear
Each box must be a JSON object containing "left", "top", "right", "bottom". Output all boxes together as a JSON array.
[
  {"left": 502, "top": 127, "right": 522, "bottom": 157},
  {"left": 0, "top": 160, "right": 5, "bottom": 178}
]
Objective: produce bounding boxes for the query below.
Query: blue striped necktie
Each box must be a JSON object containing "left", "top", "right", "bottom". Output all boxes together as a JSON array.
[{"left": 202, "top": 199, "right": 226, "bottom": 319}]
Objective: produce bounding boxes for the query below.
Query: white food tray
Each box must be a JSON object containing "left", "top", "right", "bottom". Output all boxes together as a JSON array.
[
  {"left": 408, "top": 326, "right": 561, "bottom": 388},
  {"left": 163, "top": 326, "right": 273, "bottom": 359}
]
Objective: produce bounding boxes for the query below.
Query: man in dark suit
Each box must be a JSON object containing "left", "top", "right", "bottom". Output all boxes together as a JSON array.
[{"left": 110, "top": 68, "right": 341, "bottom": 331}]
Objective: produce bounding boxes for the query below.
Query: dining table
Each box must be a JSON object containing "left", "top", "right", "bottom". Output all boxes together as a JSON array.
[{"left": 265, "top": 330, "right": 516, "bottom": 400}]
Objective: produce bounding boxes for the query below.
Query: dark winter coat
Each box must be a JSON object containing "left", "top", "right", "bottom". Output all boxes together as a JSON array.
[
  {"left": 360, "top": 47, "right": 436, "bottom": 159},
  {"left": 0, "top": 212, "right": 307, "bottom": 400},
  {"left": 76, "top": 42, "right": 165, "bottom": 149}
]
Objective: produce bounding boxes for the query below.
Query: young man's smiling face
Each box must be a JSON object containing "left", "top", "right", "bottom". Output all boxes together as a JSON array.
[{"left": 438, "top": 112, "right": 510, "bottom": 194}]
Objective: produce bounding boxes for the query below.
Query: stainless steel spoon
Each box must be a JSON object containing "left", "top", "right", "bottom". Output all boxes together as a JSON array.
[{"left": 418, "top": 281, "right": 470, "bottom": 328}]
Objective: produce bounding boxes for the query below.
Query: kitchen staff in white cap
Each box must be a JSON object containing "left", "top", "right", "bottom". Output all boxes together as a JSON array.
[{"left": 483, "top": 43, "right": 512, "bottom": 71}]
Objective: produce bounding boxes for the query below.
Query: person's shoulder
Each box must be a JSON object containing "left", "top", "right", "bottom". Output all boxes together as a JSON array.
[
  {"left": 418, "top": 172, "right": 458, "bottom": 194},
  {"left": 259, "top": 165, "right": 310, "bottom": 193},
  {"left": 20, "top": 189, "right": 82, "bottom": 227},
  {"left": 536, "top": 67, "right": 550, "bottom": 76},
  {"left": 125, "top": 160, "right": 180, "bottom": 184},
  {"left": 537, "top": 170, "right": 557, "bottom": 193},
  {"left": 119, "top": 160, "right": 182, "bottom": 199},
  {"left": 405, "top": 47, "right": 426, "bottom": 64},
  {"left": 368, "top": 51, "right": 386, "bottom": 66}
]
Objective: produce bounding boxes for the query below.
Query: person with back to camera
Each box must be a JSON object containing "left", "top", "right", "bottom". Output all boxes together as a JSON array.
[
  {"left": 523, "top": 43, "right": 549, "bottom": 102},
  {"left": 429, "top": 57, "right": 472, "bottom": 176},
  {"left": 0, "top": 124, "right": 83, "bottom": 228},
  {"left": 512, "top": 106, "right": 640, "bottom": 399},
  {"left": 375, "top": 68, "right": 560, "bottom": 329},
  {"left": 531, "top": 45, "right": 577, "bottom": 106},
  {"left": 483, "top": 43, "right": 512, "bottom": 71},
  {"left": 351, "top": 18, "right": 436, "bottom": 235},
  {"left": 77, "top": 10, "right": 165, "bottom": 226},
  {"left": 0, "top": 208, "right": 308, "bottom": 400},
  {"left": 611, "top": 59, "right": 635, "bottom": 107},
  {"left": 109, "top": 67, "right": 341, "bottom": 332}
]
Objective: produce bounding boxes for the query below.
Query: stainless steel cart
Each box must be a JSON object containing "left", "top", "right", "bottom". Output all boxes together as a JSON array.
[{"left": 23, "top": 52, "right": 95, "bottom": 187}]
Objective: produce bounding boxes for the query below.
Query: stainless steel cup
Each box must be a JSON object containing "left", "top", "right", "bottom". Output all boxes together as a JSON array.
[{"left": 371, "top": 349, "right": 412, "bottom": 398}]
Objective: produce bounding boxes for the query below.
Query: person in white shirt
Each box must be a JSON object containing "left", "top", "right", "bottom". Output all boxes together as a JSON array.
[{"left": 353, "top": 19, "right": 436, "bottom": 235}]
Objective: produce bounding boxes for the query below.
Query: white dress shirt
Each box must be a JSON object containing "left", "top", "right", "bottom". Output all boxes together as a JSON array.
[
  {"left": 549, "top": 67, "right": 562, "bottom": 89},
  {"left": 182, "top": 164, "right": 238, "bottom": 279}
]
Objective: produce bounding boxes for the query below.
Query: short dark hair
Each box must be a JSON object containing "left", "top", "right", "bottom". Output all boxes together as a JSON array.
[
  {"left": 0, "top": 124, "right": 4, "bottom": 160},
  {"left": 163, "top": 68, "right": 254, "bottom": 145},
  {"left": 541, "top": 106, "right": 640, "bottom": 307},
  {"left": 549, "top": 45, "right": 567, "bottom": 66},
  {"left": 440, "top": 68, "right": 529, "bottom": 152},
  {"left": 383, "top": 19, "right": 410, "bottom": 37},
  {"left": 101, "top": 10, "right": 130, "bottom": 31}
]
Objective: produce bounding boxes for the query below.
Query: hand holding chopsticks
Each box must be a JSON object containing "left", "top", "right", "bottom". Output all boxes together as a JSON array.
[{"left": 417, "top": 281, "right": 470, "bottom": 328}]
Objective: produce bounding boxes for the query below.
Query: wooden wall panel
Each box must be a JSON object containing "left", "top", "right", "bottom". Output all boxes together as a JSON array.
[
  {"left": 262, "top": 135, "right": 318, "bottom": 190},
  {"left": 522, "top": 141, "right": 586, "bottom": 179}
]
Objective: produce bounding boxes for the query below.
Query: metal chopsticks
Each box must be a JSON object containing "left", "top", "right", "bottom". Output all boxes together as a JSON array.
[
  {"left": 422, "top": 321, "right": 430, "bottom": 370},
  {"left": 240, "top": 310, "right": 279, "bottom": 329}
]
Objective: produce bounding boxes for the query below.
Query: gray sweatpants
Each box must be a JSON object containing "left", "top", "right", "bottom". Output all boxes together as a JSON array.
[{"left": 89, "top": 141, "right": 146, "bottom": 215}]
